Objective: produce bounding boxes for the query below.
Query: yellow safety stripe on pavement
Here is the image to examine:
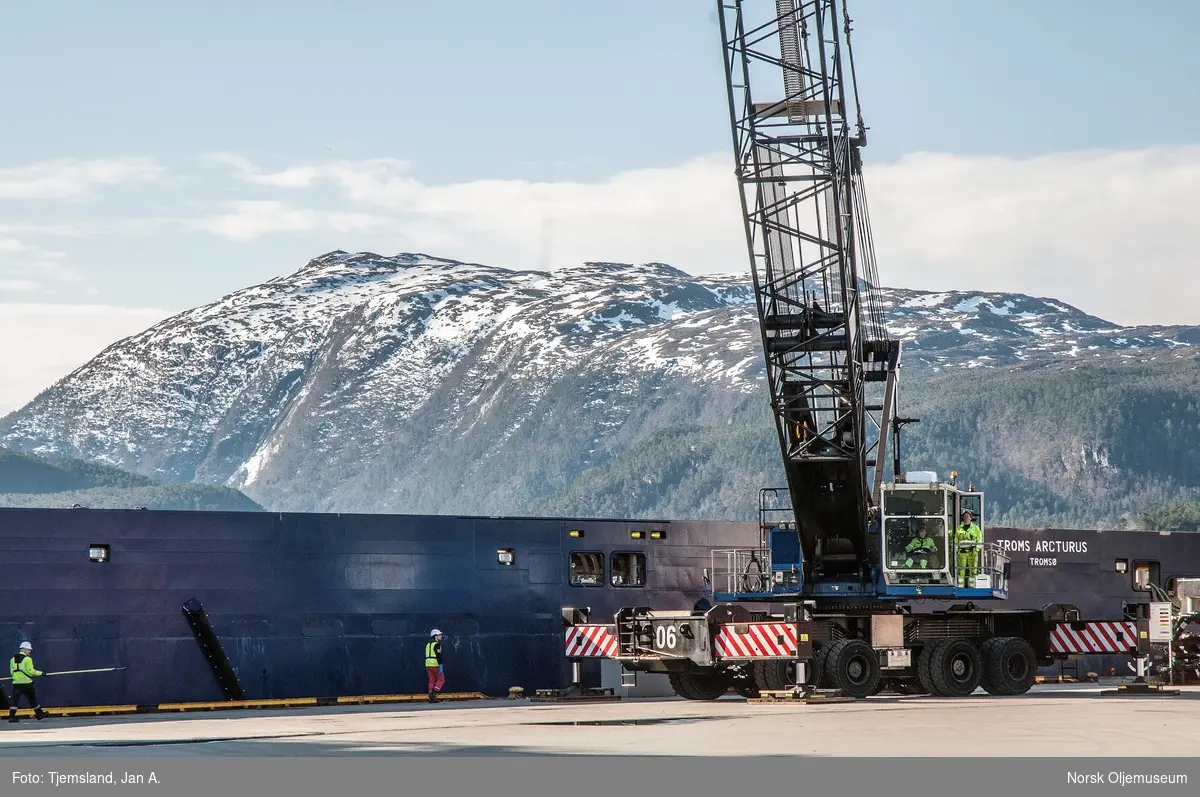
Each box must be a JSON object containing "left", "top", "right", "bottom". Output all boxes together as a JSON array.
[
  {"left": 7, "top": 692, "right": 488, "bottom": 719},
  {"left": 157, "top": 698, "right": 319, "bottom": 711},
  {"left": 335, "top": 692, "right": 486, "bottom": 704},
  {"left": 9, "top": 705, "right": 140, "bottom": 718}
]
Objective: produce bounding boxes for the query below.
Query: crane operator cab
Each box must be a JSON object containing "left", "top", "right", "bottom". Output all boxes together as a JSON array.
[{"left": 879, "top": 473, "right": 1009, "bottom": 600}]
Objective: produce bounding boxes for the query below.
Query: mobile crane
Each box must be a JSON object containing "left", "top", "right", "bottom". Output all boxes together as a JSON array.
[{"left": 557, "top": 0, "right": 1175, "bottom": 700}]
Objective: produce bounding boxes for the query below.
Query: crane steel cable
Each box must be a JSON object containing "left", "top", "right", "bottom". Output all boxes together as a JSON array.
[
  {"left": 838, "top": 0, "right": 889, "bottom": 345},
  {"left": 853, "top": 170, "right": 889, "bottom": 343}
]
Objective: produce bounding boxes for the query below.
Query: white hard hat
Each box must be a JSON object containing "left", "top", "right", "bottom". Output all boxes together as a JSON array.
[
  {"left": 431, "top": 628, "right": 442, "bottom": 636},
  {"left": 19, "top": 641, "right": 31, "bottom": 650}
]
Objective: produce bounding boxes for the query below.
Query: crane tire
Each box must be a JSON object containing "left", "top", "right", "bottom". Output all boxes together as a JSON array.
[
  {"left": 980, "top": 637, "right": 1037, "bottom": 696},
  {"left": 813, "top": 643, "right": 836, "bottom": 688},
  {"left": 670, "top": 670, "right": 731, "bottom": 701},
  {"left": 754, "top": 660, "right": 787, "bottom": 692},
  {"left": 823, "top": 638, "right": 881, "bottom": 699},
  {"left": 917, "top": 641, "right": 942, "bottom": 695},
  {"left": 929, "top": 638, "right": 983, "bottom": 698},
  {"left": 672, "top": 667, "right": 700, "bottom": 700}
]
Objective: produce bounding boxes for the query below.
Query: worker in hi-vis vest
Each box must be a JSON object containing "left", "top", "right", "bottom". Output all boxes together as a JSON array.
[
  {"left": 903, "top": 521, "right": 939, "bottom": 569},
  {"left": 9, "top": 641, "right": 47, "bottom": 722},
  {"left": 953, "top": 510, "right": 983, "bottom": 587},
  {"left": 425, "top": 629, "right": 445, "bottom": 703}
]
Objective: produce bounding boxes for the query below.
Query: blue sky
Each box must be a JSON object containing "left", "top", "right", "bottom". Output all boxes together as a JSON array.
[
  {"left": 2, "top": 0, "right": 1199, "bottom": 411},
  {"left": 7, "top": 1, "right": 1195, "bottom": 174}
]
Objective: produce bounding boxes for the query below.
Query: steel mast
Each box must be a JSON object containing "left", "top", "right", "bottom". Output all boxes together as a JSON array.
[{"left": 716, "top": 0, "right": 898, "bottom": 587}]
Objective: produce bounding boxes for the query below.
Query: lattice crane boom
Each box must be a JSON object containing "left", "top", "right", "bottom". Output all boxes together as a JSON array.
[{"left": 717, "top": 0, "right": 899, "bottom": 584}]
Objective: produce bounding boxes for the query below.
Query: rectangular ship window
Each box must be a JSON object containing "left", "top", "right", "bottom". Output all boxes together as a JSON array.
[
  {"left": 1132, "top": 561, "right": 1160, "bottom": 591},
  {"left": 610, "top": 552, "right": 646, "bottom": 588},
  {"left": 569, "top": 551, "right": 604, "bottom": 587},
  {"left": 89, "top": 544, "right": 110, "bottom": 563}
]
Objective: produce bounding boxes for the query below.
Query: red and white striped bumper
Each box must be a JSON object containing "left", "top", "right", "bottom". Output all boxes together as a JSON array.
[
  {"left": 1049, "top": 621, "right": 1139, "bottom": 655},
  {"left": 714, "top": 622, "right": 800, "bottom": 659},
  {"left": 565, "top": 624, "right": 619, "bottom": 658}
]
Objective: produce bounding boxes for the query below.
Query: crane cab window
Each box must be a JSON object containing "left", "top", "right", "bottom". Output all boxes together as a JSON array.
[
  {"left": 883, "top": 490, "right": 944, "bottom": 516},
  {"left": 1132, "top": 561, "right": 1161, "bottom": 592},
  {"left": 884, "top": 517, "right": 946, "bottom": 570},
  {"left": 569, "top": 552, "right": 604, "bottom": 587},
  {"left": 610, "top": 552, "right": 646, "bottom": 587}
]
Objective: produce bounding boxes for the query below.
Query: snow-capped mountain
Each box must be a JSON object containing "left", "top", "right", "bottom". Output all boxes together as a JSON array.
[
  {"left": 874, "top": 287, "right": 1199, "bottom": 367},
  {"left": 2, "top": 251, "right": 1196, "bottom": 517}
]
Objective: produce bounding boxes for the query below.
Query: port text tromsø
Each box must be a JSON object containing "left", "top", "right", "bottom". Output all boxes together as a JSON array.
[
  {"left": 992, "top": 539, "right": 1088, "bottom": 568},
  {"left": 1068, "top": 771, "right": 1186, "bottom": 786}
]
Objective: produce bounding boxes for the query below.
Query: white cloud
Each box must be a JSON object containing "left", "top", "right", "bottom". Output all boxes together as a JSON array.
[
  {"left": 0, "top": 236, "right": 79, "bottom": 295},
  {"left": 3, "top": 146, "right": 1198, "bottom": 329},
  {"left": 200, "top": 146, "right": 1200, "bottom": 326},
  {"left": 187, "top": 200, "right": 387, "bottom": 241},
  {"left": 0, "top": 304, "right": 168, "bottom": 415},
  {"left": 0, "top": 157, "right": 162, "bottom": 200},
  {"left": 863, "top": 146, "right": 1200, "bottom": 324},
  {"left": 203, "top": 153, "right": 747, "bottom": 273},
  {"left": 0, "top": 281, "right": 40, "bottom": 293},
  {"left": 0, "top": 237, "right": 63, "bottom": 258},
  {"left": 204, "top": 153, "right": 413, "bottom": 191}
]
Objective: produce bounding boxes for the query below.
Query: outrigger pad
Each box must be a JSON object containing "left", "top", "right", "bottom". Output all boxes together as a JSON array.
[
  {"left": 1099, "top": 683, "right": 1181, "bottom": 697},
  {"left": 749, "top": 688, "right": 857, "bottom": 704},
  {"left": 530, "top": 684, "right": 621, "bottom": 703}
]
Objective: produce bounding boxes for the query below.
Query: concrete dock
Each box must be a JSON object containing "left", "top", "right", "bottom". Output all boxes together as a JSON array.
[{"left": 3, "top": 684, "right": 1198, "bottom": 757}]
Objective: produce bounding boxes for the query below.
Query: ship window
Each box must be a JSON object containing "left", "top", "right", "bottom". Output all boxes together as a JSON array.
[
  {"left": 569, "top": 552, "right": 604, "bottom": 587},
  {"left": 610, "top": 552, "right": 646, "bottom": 588},
  {"left": 1132, "top": 561, "right": 1160, "bottom": 591},
  {"left": 497, "top": 548, "right": 515, "bottom": 566},
  {"left": 89, "top": 544, "right": 110, "bottom": 564},
  {"left": 1114, "top": 559, "right": 1128, "bottom": 573}
]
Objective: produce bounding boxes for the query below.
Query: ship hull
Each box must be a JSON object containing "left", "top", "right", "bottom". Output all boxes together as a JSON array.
[{"left": 0, "top": 507, "right": 1193, "bottom": 707}]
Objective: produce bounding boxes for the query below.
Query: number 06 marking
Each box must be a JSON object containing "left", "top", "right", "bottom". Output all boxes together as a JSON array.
[{"left": 654, "top": 625, "right": 678, "bottom": 649}]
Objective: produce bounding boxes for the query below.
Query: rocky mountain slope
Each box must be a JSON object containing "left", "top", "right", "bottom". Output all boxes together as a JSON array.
[{"left": 2, "top": 251, "right": 1197, "bottom": 526}]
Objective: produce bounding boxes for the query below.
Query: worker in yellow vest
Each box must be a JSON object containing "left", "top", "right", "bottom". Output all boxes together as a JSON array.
[
  {"left": 9, "top": 642, "right": 47, "bottom": 722},
  {"left": 425, "top": 629, "right": 444, "bottom": 703},
  {"left": 952, "top": 510, "right": 983, "bottom": 587}
]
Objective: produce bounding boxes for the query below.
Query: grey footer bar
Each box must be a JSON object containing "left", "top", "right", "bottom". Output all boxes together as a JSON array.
[{"left": 3, "top": 757, "right": 1198, "bottom": 797}]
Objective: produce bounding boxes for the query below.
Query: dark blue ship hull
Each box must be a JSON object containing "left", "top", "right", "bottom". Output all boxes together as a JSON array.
[
  {"left": 0, "top": 507, "right": 1195, "bottom": 707},
  {"left": 0, "top": 508, "right": 758, "bottom": 707}
]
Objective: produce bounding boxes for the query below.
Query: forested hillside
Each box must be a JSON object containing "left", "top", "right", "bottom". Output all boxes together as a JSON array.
[
  {"left": 529, "top": 356, "right": 1200, "bottom": 529},
  {"left": 0, "top": 449, "right": 261, "bottom": 511}
]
